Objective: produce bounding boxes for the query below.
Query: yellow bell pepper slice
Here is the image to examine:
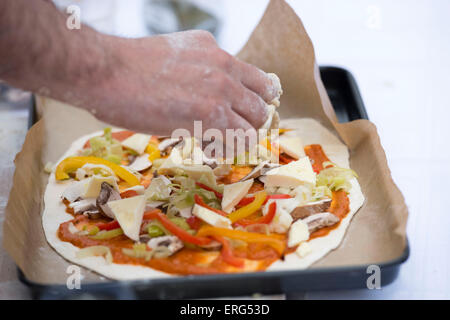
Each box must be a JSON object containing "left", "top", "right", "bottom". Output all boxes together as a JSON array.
[
  {"left": 55, "top": 156, "right": 140, "bottom": 186},
  {"left": 145, "top": 142, "right": 161, "bottom": 162},
  {"left": 197, "top": 226, "right": 286, "bottom": 255},
  {"left": 228, "top": 191, "right": 267, "bottom": 223}
]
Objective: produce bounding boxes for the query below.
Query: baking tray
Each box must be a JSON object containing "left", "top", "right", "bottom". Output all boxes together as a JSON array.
[{"left": 19, "top": 66, "right": 409, "bottom": 299}]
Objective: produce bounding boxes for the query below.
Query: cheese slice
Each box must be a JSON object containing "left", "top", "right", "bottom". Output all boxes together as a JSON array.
[
  {"left": 159, "top": 147, "right": 217, "bottom": 187},
  {"left": 121, "top": 133, "right": 151, "bottom": 155},
  {"left": 264, "top": 157, "right": 316, "bottom": 188},
  {"left": 263, "top": 198, "right": 295, "bottom": 233},
  {"left": 296, "top": 242, "right": 312, "bottom": 258},
  {"left": 159, "top": 146, "right": 183, "bottom": 169},
  {"left": 278, "top": 136, "right": 305, "bottom": 159},
  {"left": 106, "top": 195, "right": 146, "bottom": 241},
  {"left": 288, "top": 219, "right": 310, "bottom": 247},
  {"left": 83, "top": 175, "right": 119, "bottom": 198},
  {"left": 62, "top": 178, "right": 91, "bottom": 202},
  {"left": 192, "top": 204, "right": 232, "bottom": 229},
  {"left": 221, "top": 179, "right": 254, "bottom": 213}
]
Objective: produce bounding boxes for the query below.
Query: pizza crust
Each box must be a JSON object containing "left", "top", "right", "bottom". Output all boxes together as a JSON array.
[{"left": 42, "top": 119, "right": 364, "bottom": 280}]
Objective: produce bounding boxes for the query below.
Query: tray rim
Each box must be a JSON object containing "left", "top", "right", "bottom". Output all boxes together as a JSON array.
[{"left": 19, "top": 65, "right": 410, "bottom": 298}]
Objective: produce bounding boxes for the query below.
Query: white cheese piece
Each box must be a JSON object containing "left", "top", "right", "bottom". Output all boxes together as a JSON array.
[
  {"left": 61, "top": 178, "right": 92, "bottom": 202},
  {"left": 245, "top": 144, "right": 277, "bottom": 165},
  {"left": 69, "top": 198, "right": 97, "bottom": 214},
  {"left": 183, "top": 165, "right": 216, "bottom": 186},
  {"left": 44, "top": 162, "right": 54, "bottom": 174},
  {"left": 83, "top": 175, "right": 119, "bottom": 198},
  {"left": 159, "top": 147, "right": 217, "bottom": 187},
  {"left": 213, "top": 164, "right": 232, "bottom": 177},
  {"left": 68, "top": 222, "right": 79, "bottom": 234},
  {"left": 122, "top": 185, "right": 145, "bottom": 195},
  {"left": 181, "top": 137, "right": 203, "bottom": 164},
  {"left": 192, "top": 204, "right": 232, "bottom": 229},
  {"left": 159, "top": 147, "right": 184, "bottom": 169},
  {"left": 106, "top": 195, "right": 146, "bottom": 241},
  {"left": 278, "top": 136, "right": 305, "bottom": 159},
  {"left": 288, "top": 219, "right": 310, "bottom": 247},
  {"left": 178, "top": 206, "right": 193, "bottom": 218},
  {"left": 221, "top": 179, "right": 254, "bottom": 213},
  {"left": 264, "top": 156, "right": 316, "bottom": 188},
  {"left": 121, "top": 133, "right": 151, "bottom": 155},
  {"left": 296, "top": 242, "right": 312, "bottom": 258},
  {"left": 127, "top": 154, "right": 152, "bottom": 172},
  {"left": 263, "top": 199, "right": 295, "bottom": 233}
]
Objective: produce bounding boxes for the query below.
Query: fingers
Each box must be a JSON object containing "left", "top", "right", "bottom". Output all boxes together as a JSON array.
[
  {"left": 234, "top": 59, "right": 282, "bottom": 104},
  {"left": 207, "top": 49, "right": 281, "bottom": 106},
  {"left": 219, "top": 109, "right": 258, "bottom": 158},
  {"left": 230, "top": 83, "right": 269, "bottom": 129}
]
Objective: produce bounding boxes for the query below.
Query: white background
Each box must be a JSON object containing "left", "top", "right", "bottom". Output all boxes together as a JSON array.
[{"left": 1, "top": 0, "right": 448, "bottom": 299}]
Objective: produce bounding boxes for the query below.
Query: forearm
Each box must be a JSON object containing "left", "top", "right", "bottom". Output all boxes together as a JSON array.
[
  {"left": 0, "top": 0, "right": 114, "bottom": 107},
  {"left": 0, "top": 0, "right": 279, "bottom": 138}
]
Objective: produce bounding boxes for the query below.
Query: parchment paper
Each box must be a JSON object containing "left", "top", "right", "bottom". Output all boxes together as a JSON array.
[{"left": 3, "top": 0, "right": 408, "bottom": 285}]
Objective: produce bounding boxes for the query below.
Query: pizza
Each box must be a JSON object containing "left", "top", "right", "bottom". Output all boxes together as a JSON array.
[{"left": 42, "top": 119, "right": 364, "bottom": 280}]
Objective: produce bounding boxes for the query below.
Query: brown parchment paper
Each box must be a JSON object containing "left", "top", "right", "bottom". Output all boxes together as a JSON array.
[{"left": 3, "top": 0, "right": 408, "bottom": 285}]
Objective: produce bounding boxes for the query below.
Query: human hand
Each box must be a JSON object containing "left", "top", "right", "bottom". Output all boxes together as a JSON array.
[{"left": 94, "top": 30, "right": 281, "bottom": 138}]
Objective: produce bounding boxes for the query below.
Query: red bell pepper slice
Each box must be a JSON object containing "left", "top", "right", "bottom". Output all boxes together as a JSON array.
[
  {"left": 195, "top": 182, "right": 223, "bottom": 199},
  {"left": 279, "top": 153, "right": 295, "bottom": 164},
  {"left": 211, "top": 235, "right": 244, "bottom": 268},
  {"left": 186, "top": 216, "right": 202, "bottom": 230},
  {"left": 194, "top": 194, "right": 228, "bottom": 217},
  {"left": 234, "top": 201, "right": 277, "bottom": 227},
  {"left": 143, "top": 209, "right": 211, "bottom": 246},
  {"left": 96, "top": 220, "right": 120, "bottom": 231},
  {"left": 120, "top": 190, "right": 139, "bottom": 198}
]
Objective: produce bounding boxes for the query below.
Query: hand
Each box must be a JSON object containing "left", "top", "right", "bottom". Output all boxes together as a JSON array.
[{"left": 94, "top": 30, "right": 281, "bottom": 137}]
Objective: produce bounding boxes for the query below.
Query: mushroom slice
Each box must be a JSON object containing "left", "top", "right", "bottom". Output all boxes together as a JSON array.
[
  {"left": 158, "top": 137, "right": 182, "bottom": 155},
  {"left": 290, "top": 198, "right": 332, "bottom": 221},
  {"left": 302, "top": 212, "right": 340, "bottom": 233},
  {"left": 127, "top": 154, "right": 152, "bottom": 172},
  {"left": 69, "top": 198, "right": 98, "bottom": 215},
  {"left": 240, "top": 161, "right": 268, "bottom": 181},
  {"left": 96, "top": 182, "right": 121, "bottom": 219},
  {"left": 240, "top": 161, "right": 280, "bottom": 181},
  {"left": 147, "top": 235, "right": 184, "bottom": 255}
]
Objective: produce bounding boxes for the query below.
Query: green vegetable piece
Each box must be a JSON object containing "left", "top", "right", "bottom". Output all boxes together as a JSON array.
[
  {"left": 148, "top": 224, "right": 165, "bottom": 237},
  {"left": 168, "top": 217, "right": 191, "bottom": 231},
  {"left": 91, "top": 228, "right": 124, "bottom": 240}
]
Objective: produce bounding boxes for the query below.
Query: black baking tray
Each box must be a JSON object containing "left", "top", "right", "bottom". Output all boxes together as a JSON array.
[{"left": 20, "top": 66, "right": 408, "bottom": 299}]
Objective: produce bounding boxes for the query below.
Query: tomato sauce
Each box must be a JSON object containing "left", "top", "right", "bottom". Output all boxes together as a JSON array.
[{"left": 57, "top": 143, "right": 351, "bottom": 275}]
